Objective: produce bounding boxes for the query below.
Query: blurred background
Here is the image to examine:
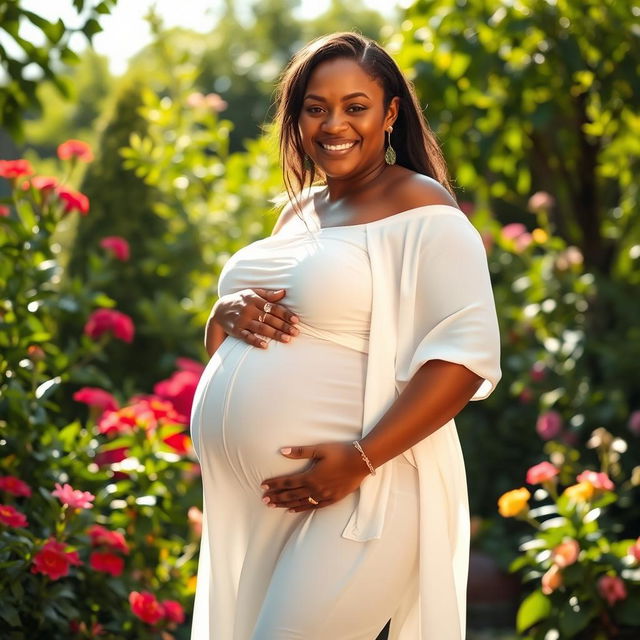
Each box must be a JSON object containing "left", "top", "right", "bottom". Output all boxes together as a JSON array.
[{"left": 1, "top": 1, "right": 639, "bottom": 638}]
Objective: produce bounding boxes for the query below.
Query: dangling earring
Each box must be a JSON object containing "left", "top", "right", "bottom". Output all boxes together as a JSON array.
[
  {"left": 384, "top": 127, "right": 396, "bottom": 165},
  {"left": 303, "top": 154, "right": 314, "bottom": 171}
]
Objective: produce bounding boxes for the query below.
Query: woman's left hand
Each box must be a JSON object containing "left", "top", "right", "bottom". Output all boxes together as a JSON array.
[{"left": 260, "top": 442, "right": 370, "bottom": 512}]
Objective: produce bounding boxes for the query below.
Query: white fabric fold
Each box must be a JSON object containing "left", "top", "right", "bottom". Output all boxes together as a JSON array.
[{"left": 340, "top": 204, "right": 502, "bottom": 640}]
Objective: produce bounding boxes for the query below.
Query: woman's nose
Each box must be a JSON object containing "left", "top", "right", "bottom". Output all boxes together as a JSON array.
[{"left": 321, "top": 110, "right": 348, "bottom": 132}]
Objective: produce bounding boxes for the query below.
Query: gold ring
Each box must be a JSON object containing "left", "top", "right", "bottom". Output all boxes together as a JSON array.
[{"left": 307, "top": 496, "right": 319, "bottom": 505}]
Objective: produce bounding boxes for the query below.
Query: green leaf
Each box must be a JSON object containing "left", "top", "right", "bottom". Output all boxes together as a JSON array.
[
  {"left": 82, "top": 17, "right": 102, "bottom": 39},
  {"left": 0, "top": 603, "right": 21, "bottom": 627},
  {"left": 559, "top": 599, "right": 594, "bottom": 636},
  {"left": 516, "top": 590, "right": 552, "bottom": 633}
]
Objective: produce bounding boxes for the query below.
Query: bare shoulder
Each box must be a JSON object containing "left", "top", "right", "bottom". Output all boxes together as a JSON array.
[
  {"left": 271, "top": 186, "right": 319, "bottom": 236},
  {"left": 388, "top": 171, "right": 459, "bottom": 212}
]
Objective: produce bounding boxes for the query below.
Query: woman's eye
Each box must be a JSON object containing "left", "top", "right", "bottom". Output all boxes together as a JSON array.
[{"left": 348, "top": 105, "right": 366, "bottom": 112}]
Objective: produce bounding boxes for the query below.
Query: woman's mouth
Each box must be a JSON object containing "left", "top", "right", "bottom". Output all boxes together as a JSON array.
[{"left": 317, "top": 140, "right": 358, "bottom": 156}]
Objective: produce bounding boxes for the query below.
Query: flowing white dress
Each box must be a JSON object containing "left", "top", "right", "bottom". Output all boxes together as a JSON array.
[
  {"left": 190, "top": 201, "right": 502, "bottom": 640},
  {"left": 190, "top": 216, "right": 419, "bottom": 639}
]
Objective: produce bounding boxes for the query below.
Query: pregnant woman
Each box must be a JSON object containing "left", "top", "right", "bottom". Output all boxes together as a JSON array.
[{"left": 189, "top": 32, "right": 502, "bottom": 640}]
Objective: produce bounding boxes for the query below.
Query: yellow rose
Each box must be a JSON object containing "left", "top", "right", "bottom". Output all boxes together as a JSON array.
[
  {"left": 563, "top": 481, "right": 595, "bottom": 502},
  {"left": 498, "top": 487, "right": 531, "bottom": 517}
]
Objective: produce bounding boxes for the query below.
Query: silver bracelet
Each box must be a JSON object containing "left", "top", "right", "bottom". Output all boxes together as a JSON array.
[{"left": 352, "top": 440, "right": 376, "bottom": 476}]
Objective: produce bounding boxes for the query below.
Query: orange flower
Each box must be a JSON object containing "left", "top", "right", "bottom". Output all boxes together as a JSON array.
[
  {"left": 498, "top": 487, "right": 531, "bottom": 517},
  {"left": 563, "top": 481, "right": 595, "bottom": 502},
  {"left": 541, "top": 564, "right": 563, "bottom": 594},
  {"left": 551, "top": 539, "right": 580, "bottom": 568}
]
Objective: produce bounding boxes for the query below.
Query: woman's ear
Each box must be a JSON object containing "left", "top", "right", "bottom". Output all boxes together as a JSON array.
[{"left": 385, "top": 96, "right": 400, "bottom": 130}]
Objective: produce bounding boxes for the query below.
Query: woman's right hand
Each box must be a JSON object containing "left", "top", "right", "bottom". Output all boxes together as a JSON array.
[{"left": 211, "top": 288, "right": 300, "bottom": 349}]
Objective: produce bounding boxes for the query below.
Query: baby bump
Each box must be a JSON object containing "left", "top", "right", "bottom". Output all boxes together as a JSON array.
[{"left": 193, "top": 335, "right": 367, "bottom": 490}]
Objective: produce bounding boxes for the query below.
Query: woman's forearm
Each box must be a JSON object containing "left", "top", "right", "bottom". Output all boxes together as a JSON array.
[
  {"left": 358, "top": 359, "right": 484, "bottom": 469},
  {"left": 204, "top": 313, "right": 228, "bottom": 357}
]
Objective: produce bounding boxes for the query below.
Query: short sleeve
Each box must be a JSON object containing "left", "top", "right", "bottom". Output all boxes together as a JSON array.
[{"left": 395, "top": 211, "right": 501, "bottom": 401}]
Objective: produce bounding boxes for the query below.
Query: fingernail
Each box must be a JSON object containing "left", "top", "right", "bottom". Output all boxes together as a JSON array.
[
  {"left": 290, "top": 327, "right": 299, "bottom": 336},
  {"left": 290, "top": 315, "right": 299, "bottom": 323},
  {"left": 261, "top": 341, "right": 268, "bottom": 348},
  {"left": 280, "top": 447, "right": 291, "bottom": 455},
  {"left": 282, "top": 335, "right": 290, "bottom": 342},
  {"left": 268, "top": 503, "right": 276, "bottom": 509},
  {"left": 262, "top": 496, "right": 270, "bottom": 504},
  {"left": 260, "top": 484, "right": 269, "bottom": 490}
]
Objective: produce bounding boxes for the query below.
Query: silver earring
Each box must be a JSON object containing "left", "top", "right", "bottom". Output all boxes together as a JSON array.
[
  {"left": 384, "top": 127, "right": 396, "bottom": 165},
  {"left": 303, "top": 154, "right": 314, "bottom": 171}
]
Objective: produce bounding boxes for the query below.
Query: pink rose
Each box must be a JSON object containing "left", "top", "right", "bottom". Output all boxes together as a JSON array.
[
  {"left": 175, "top": 357, "right": 205, "bottom": 375},
  {"left": 527, "top": 191, "right": 555, "bottom": 212},
  {"left": 501, "top": 222, "right": 527, "bottom": 240},
  {"left": 536, "top": 410, "right": 563, "bottom": 440},
  {"left": 0, "top": 205, "right": 9, "bottom": 217},
  {"left": 551, "top": 539, "right": 580, "bottom": 568},
  {"left": 0, "top": 504, "right": 28, "bottom": 527},
  {"left": 57, "top": 139, "right": 94, "bottom": 163},
  {"left": 22, "top": 175, "right": 59, "bottom": 192},
  {"left": 89, "top": 551, "right": 124, "bottom": 577},
  {"left": 84, "top": 308, "right": 135, "bottom": 343},
  {"left": 100, "top": 236, "right": 130, "bottom": 261},
  {"left": 0, "top": 475, "right": 32, "bottom": 497},
  {"left": 597, "top": 574, "right": 627, "bottom": 607},
  {"left": 52, "top": 483, "right": 95, "bottom": 510},
  {"left": 73, "top": 387, "right": 119, "bottom": 412},
  {"left": 31, "top": 538, "right": 82, "bottom": 580},
  {"left": 129, "top": 591, "right": 165, "bottom": 625},
  {"left": 526, "top": 461, "right": 559, "bottom": 485},
  {"left": 576, "top": 470, "right": 614, "bottom": 491}
]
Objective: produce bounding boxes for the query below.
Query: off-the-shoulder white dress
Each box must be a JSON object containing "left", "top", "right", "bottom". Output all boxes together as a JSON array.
[{"left": 189, "top": 201, "right": 502, "bottom": 640}]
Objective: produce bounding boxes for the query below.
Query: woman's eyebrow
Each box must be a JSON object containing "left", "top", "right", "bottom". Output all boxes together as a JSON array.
[{"left": 303, "top": 92, "right": 370, "bottom": 101}]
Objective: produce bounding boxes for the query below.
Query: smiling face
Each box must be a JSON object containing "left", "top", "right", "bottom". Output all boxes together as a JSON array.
[{"left": 298, "top": 57, "right": 398, "bottom": 180}]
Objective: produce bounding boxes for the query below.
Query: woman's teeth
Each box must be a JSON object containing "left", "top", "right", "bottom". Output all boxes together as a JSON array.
[{"left": 320, "top": 141, "right": 357, "bottom": 151}]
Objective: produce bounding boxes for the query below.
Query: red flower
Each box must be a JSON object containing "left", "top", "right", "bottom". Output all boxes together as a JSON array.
[
  {"left": 84, "top": 308, "right": 135, "bottom": 343},
  {"left": 0, "top": 205, "right": 9, "bottom": 217},
  {"left": 87, "top": 524, "right": 129, "bottom": 554},
  {"left": 0, "top": 504, "right": 28, "bottom": 527},
  {"left": 73, "top": 387, "right": 119, "bottom": 413},
  {"left": 0, "top": 475, "right": 32, "bottom": 497},
  {"left": 129, "top": 591, "right": 165, "bottom": 625},
  {"left": 89, "top": 551, "right": 124, "bottom": 577},
  {"left": 31, "top": 538, "right": 82, "bottom": 580},
  {"left": 22, "top": 175, "right": 59, "bottom": 192},
  {"left": 536, "top": 410, "right": 563, "bottom": 440},
  {"left": 163, "top": 431, "right": 191, "bottom": 454},
  {"left": 52, "top": 483, "right": 95, "bottom": 510},
  {"left": 0, "top": 159, "right": 33, "bottom": 179},
  {"left": 597, "top": 574, "right": 627, "bottom": 607},
  {"left": 576, "top": 470, "right": 615, "bottom": 491},
  {"left": 154, "top": 370, "right": 202, "bottom": 420},
  {"left": 27, "top": 345, "right": 45, "bottom": 361},
  {"left": 161, "top": 600, "right": 185, "bottom": 624},
  {"left": 526, "top": 461, "right": 559, "bottom": 485},
  {"left": 97, "top": 408, "right": 136, "bottom": 435},
  {"left": 99, "top": 236, "right": 130, "bottom": 261},
  {"left": 629, "top": 537, "right": 640, "bottom": 563},
  {"left": 57, "top": 187, "right": 90, "bottom": 215},
  {"left": 94, "top": 446, "right": 128, "bottom": 466},
  {"left": 57, "top": 139, "right": 94, "bottom": 163}
]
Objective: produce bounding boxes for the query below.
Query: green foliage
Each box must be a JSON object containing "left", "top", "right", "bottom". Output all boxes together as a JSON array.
[
  {"left": 0, "top": 0, "right": 119, "bottom": 140},
  {"left": 64, "top": 78, "right": 199, "bottom": 391},
  {"left": 1, "top": 148, "right": 197, "bottom": 638},
  {"left": 396, "top": 0, "right": 640, "bottom": 275},
  {"left": 499, "top": 433, "right": 640, "bottom": 638}
]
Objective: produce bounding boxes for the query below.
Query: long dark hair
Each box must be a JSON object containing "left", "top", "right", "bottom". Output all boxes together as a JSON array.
[{"left": 273, "top": 31, "right": 456, "bottom": 215}]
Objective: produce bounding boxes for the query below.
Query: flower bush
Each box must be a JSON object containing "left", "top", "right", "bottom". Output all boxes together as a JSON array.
[
  {"left": 499, "top": 428, "right": 640, "bottom": 638},
  {"left": 0, "top": 144, "right": 202, "bottom": 638}
]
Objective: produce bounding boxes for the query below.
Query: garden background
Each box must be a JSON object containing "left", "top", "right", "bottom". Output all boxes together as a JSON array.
[{"left": 1, "top": 0, "right": 639, "bottom": 638}]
